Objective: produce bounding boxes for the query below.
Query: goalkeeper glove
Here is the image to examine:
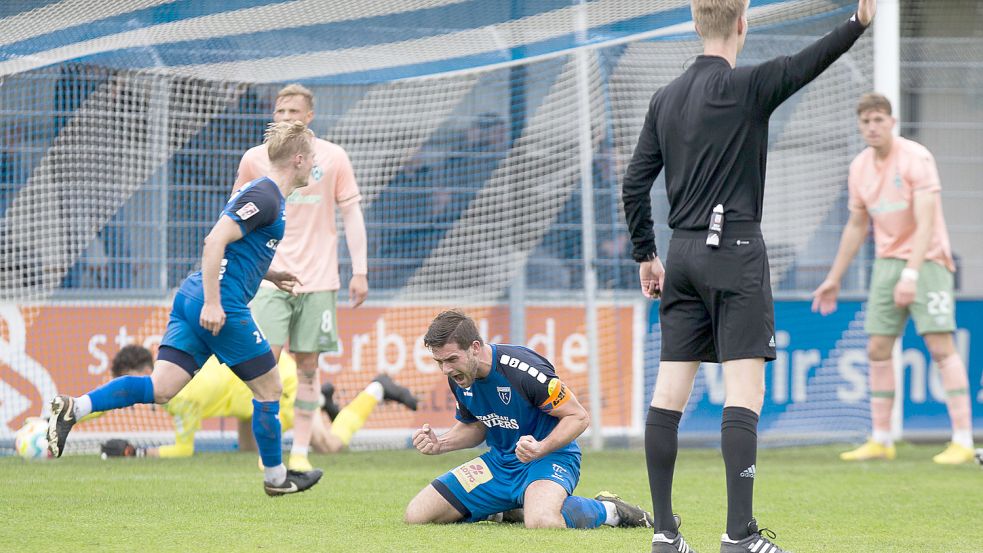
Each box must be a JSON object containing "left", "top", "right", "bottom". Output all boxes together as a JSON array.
[{"left": 100, "top": 439, "right": 146, "bottom": 458}]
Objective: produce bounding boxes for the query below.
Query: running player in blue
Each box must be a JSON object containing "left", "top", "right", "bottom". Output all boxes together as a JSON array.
[
  {"left": 404, "top": 310, "right": 654, "bottom": 530},
  {"left": 46, "top": 120, "right": 323, "bottom": 497}
]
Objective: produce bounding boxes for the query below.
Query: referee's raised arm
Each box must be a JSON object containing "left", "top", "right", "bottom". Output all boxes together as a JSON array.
[{"left": 743, "top": 2, "right": 874, "bottom": 117}]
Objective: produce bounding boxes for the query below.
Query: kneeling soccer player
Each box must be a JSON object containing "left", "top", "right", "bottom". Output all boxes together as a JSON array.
[{"left": 405, "top": 310, "right": 654, "bottom": 530}]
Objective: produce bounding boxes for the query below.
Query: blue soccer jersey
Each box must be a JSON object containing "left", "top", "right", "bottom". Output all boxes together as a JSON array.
[
  {"left": 450, "top": 344, "right": 580, "bottom": 459},
  {"left": 179, "top": 177, "right": 285, "bottom": 311}
]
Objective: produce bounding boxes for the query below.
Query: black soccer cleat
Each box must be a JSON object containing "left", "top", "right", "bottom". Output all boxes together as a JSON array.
[
  {"left": 374, "top": 373, "right": 418, "bottom": 411},
  {"left": 264, "top": 468, "right": 324, "bottom": 497},
  {"left": 648, "top": 513, "right": 695, "bottom": 552},
  {"left": 320, "top": 382, "right": 340, "bottom": 420},
  {"left": 47, "top": 395, "right": 77, "bottom": 458},
  {"left": 720, "top": 519, "right": 788, "bottom": 553},
  {"left": 594, "top": 491, "right": 655, "bottom": 528}
]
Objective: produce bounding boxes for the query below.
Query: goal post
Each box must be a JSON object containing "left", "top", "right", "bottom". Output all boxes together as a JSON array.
[{"left": 0, "top": 1, "right": 876, "bottom": 454}]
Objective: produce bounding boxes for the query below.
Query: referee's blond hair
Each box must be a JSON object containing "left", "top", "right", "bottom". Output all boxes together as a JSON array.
[
  {"left": 265, "top": 120, "right": 313, "bottom": 166},
  {"left": 691, "top": 0, "right": 749, "bottom": 40}
]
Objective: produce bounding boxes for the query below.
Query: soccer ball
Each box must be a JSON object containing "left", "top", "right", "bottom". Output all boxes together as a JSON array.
[{"left": 14, "top": 417, "right": 51, "bottom": 459}]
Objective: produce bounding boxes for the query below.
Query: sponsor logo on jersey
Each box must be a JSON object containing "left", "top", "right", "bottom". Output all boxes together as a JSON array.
[
  {"left": 870, "top": 199, "right": 908, "bottom": 215},
  {"left": 475, "top": 413, "right": 519, "bottom": 430},
  {"left": 287, "top": 192, "right": 323, "bottom": 204},
  {"left": 236, "top": 201, "right": 259, "bottom": 220},
  {"left": 497, "top": 386, "right": 512, "bottom": 405},
  {"left": 452, "top": 458, "right": 494, "bottom": 493}
]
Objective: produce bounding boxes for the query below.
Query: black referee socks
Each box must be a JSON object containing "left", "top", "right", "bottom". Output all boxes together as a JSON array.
[
  {"left": 645, "top": 406, "right": 683, "bottom": 533},
  {"left": 721, "top": 406, "right": 759, "bottom": 540}
]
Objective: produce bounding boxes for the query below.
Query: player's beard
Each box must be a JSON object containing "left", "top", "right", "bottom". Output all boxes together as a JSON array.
[{"left": 452, "top": 355, "right": 480, "bottom": 387}]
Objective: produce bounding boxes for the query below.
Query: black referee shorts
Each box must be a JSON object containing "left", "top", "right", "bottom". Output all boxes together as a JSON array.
[{"left": 659, "top": 222, "right": 776, "bottom": 363}]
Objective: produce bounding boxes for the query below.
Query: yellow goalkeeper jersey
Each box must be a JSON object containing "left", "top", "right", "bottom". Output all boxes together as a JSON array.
[
  {"left": 158, "top": 353, "right": 298, "bottom": 458},
  {"left": 84, "top": 354, "right": 298, "bottom": 458}
]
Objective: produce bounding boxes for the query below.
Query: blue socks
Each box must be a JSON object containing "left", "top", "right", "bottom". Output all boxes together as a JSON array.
[
  {"left": 252, "top": 399, "right": 283, "bottom": 468},
  {"left": 86, "top": 375, "right": 154, "bottom": 412},
  {"left": 561, "top": 496, "right": 607, "bottom": 529}
]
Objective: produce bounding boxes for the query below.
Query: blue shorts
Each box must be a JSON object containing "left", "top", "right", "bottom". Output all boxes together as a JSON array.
[
  {"left": 160, "top": 292, "right": 272, "bottom": 377},
  {"left": 432, "top": 450, "right": 581, "bottom": 522}
]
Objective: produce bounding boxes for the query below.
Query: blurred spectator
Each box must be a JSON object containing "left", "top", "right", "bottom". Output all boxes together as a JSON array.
[
  {"left": 373, "top": 114, "right": 509, "bottom": 289},
  {"left": 538, "top": 141, "right": 635, "bottom": 290}
]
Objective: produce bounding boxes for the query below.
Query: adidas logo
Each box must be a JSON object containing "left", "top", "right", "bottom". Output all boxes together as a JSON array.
[
  {"left": 740, "top": 464, "right": 756, "bottom": 478},
  {"left": 768, "top": 335, "right": 776, "bottom": 348}
]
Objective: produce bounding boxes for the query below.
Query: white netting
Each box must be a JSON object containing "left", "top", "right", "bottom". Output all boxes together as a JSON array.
[{"left": 1, "top": 0, "right": 888, "bottom": 454}]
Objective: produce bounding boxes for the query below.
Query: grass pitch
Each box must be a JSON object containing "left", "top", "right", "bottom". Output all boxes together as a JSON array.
[{"left": 1, "top": 444, "right": 980, "bottom": 552}]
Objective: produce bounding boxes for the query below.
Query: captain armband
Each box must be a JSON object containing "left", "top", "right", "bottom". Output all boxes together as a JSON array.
[{"left": 539, "top": 378, "right": 571, "bottom": 413}]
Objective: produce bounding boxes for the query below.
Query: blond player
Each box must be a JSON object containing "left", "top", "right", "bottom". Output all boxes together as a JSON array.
[
  {"left": 813, "top": 92, "right": 974, "bottom": 464},
  {"left": 234, "top": 84, "right": 369, "bottom": 472},
  {"left": 96, "top": 345, "right": 416, "bottom": 458}
]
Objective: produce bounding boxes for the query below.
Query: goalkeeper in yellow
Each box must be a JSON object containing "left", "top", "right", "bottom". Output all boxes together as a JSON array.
[{"left": 94, "top": 345, "right": 417, "bottom": 458}]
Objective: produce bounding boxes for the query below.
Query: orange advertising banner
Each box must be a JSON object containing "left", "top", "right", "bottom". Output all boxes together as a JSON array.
[{"left": 0, "top": 304, "right": 639, "bottom": 437}]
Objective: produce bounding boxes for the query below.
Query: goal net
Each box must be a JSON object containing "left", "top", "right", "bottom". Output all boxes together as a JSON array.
[{"left": 0, "top": 0, "right": 873, "bottom": 455}]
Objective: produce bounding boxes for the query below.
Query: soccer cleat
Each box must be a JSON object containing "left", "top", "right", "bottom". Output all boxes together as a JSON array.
[
  {"left": 721, "top": 519, "right": 788, "bottom": 553},
  {"left": 287, "top": 452, "right": 314, "bottom": 472},
  {"left": 264, "top": 468, "right": 323, "bottom": 497},
  {"left": 650, "top": 514, "right": 694, "bottom": 553},
  {"left": 839, "top": 439, "right": 896, "bottom": 461},
  {"left": 374, "top": 374, "right": 418, "bottom": 411},
  {"left": 320, "top": 382, "right": 340, "bottom": 420},
  {"left": 932, "top": 442, "right": 975, "bottom": 465},
  {"left": 594, "top": 491, "right": 655, "bottom": 528},
  {"left": 47, "top": 395, "right": 77, "bottom": 458}
]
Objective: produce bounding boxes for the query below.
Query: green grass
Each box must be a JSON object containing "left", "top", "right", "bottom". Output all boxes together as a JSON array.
[{"left": 1, "top": 444, "right": 981, "bottom": 552}]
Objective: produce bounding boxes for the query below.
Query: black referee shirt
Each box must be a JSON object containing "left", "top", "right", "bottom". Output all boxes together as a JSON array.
[{"left": 623, "top": 15, "right": 868, "bottom": 261}]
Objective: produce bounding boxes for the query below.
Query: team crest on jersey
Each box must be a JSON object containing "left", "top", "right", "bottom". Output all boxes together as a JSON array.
[
  {"left": 497, "top": 386, "right": 512, "bottom": 405},
  {"left": 236, "top": 202, "right": 259, "bottom": 220},
  {"left": 311, "top": 165, "right": 323, "bottom": 181}
]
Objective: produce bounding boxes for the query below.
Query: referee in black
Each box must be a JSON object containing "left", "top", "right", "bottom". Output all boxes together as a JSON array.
[{"left": 622, "top": 1, "right": 875, "bottom": 552}]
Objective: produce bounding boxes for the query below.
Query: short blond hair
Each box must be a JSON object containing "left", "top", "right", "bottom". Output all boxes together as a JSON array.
[
  {"left": 856, "top": 92, "right": 892, "bottom": 116},
  {"left": 265, "top": 120, "right": 313, "bottom": 165},
  {"left": 276, "top": 83, "right": 314, "bottom": 110},
  {"left": 691, "top": 0, "right": 748, "bottom": 40}
]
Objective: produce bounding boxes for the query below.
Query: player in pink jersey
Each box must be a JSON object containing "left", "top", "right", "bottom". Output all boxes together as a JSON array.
[
  {"left": 234, "top": 84, "right": 370, "bottom": 472},
  {"left": 813, "top": 92, "right": 974, "bottom": 464}
]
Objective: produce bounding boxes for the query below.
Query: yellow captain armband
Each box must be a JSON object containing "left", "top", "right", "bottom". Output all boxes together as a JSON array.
[{"left": 539, "top": 378, "right": 570, "bottom": 413}]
